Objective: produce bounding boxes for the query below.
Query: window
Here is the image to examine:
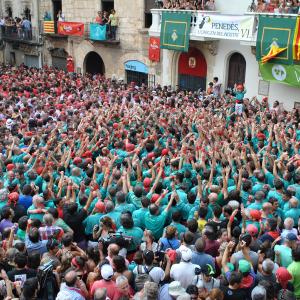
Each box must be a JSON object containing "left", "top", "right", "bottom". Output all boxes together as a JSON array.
[
  {"left": 52, "top": 0, "right": 62, "bottom": 33},
  {"left": 24, "top": 7, "right": 31, "bottom": 21},
  {"left": 101, "top": 0, "right": 114, "bottom": 13},
  {"left": 144, "top": 0, "right": 156, "bottom": 28},
  {"left": 6, "top": 6, "right": 12, "bottom": 18}
]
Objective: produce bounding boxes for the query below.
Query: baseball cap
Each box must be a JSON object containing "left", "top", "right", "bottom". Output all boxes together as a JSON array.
[
  {"left": 100, "top": 264, "right": 114, "bottom": 280},
  {"left": 250, "top": 209, "right": 262, "bottom": 220},
  {"left": 238, "top": 259, "right": 251, "bottom": 273},
  {"left": 251, "top": 286, "right": 266, "bottom": 300},
  {"left": 286, "top": 233, "right": 298, "bottom": 241},
  {"left": 180, "top": 246, "right": 192, "bottom": 262},
  {"left": 201, "top": 264, "right": 215, "bottom": 276}
]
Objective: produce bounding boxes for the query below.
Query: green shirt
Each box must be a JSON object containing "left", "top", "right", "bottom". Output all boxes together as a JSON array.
[
  {"left": 288, "top": 261, "right": 300, "bottom": 297},
  {"left": 101, "top": 211, "right": 121, "bottom": 228},
  {"left": 83, "top": 213, "right": 104, "bottom": 235},
  {"left": 16, "top": 229, "right": 25, "bottom": 241},
  {"left": 132, "top": 208, "right": 148, "bottom": 229},
  {"left": 27, "top": 205, "right": 45, "bottom": 221},
  {"left": 170, "top": 221, "right": 187, "bottom": 237},
  {"left": 128, "top": 191, "right": 142, "bottom": 209},
  {"left": 54, "top": 218, "right": 72, "bottom": 233},
  {"left": 274, "top": 244, "right": 293, "bottom": 268},
  {"left": 115, "top": 203, "right": 135, "bottom": 214},
  {"left": 117, "top": 226, "right": 143, "bottom": 251},
  {"left": 144, "top": 210, "right": 168, "bottom": 240}
]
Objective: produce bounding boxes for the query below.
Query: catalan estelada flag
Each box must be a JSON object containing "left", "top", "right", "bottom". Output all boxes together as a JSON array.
[
  {"left": 261, "top": 41, "right": 287, "bottom": 64},
  {"left": 293, "top": 17, "right": 300, "bottom": 61},
  {"left": 43, "top": 21, "right": 55, "bottom": 34}
]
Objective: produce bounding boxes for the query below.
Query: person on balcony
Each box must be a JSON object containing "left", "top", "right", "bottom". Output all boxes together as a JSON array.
[
  {"left": 95, "top": 11, "right": 103, "bottom": 25},
  {"left": 205, "top": 0, "right": 216, "bottom": 10},
  {"left": 256, "top": 0, "right": 267, "bottom": 12},
  {"left": 22, "top": 17, "right": 31, "bottom": 40},
  {"left": 108, "top": 9, "right": 118, "bottom": 40},
  {"left": 57, "top": 10, "right": 65, "bottom": 22}
]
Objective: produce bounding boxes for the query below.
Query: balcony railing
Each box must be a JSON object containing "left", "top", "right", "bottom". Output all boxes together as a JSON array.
[
  {"left": 42, "top": 21, "right": 120, "bottom": 44},
  {"left": 1, "top": 25, "right": 40, "bottom": 43}
]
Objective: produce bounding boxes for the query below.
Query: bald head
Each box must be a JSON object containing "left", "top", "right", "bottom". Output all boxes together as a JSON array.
[
  {"left": 108, "top": 243, "right": 120, "bottom": 257},
  {"left": 65, "top": 270, "right": 77, "bottom": 287},
  {"left": 94, "top": 288, "right": 107, "bottom": 300},
  {"left": 208, "top": 192, "right": 218, "bottom": 204}
]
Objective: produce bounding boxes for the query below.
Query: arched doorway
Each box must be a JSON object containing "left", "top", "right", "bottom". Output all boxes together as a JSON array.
[
  {"left": 178, "top": 48, "right": 207, "bottom": 91},
  {"left": 84, "top": 51, "right": 105, "bottom": 75},
  {"left": 227, "top": 52, "right": 246, "bottom": 89}
]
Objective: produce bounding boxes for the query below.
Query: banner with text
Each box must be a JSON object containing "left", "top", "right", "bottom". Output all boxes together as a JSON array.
[
  {"left": 256, "top": 16, "right": 297, "bottom": 65},
  {"left": 58, "top": 22, "right": 84, "bottom": 36},
  {"left": 259, "top": 62, "right": 300, "bottom": 88},
  {"left": 90, "top": 23, "right": 107, "bottom": 41},
  {"left": 195, "top": 14, "right": 255, "bottom": 41},
  {"left": 149, "top": 37, "right": 160, "bottom": 62},
  {"left": 160, "top": 11, "right": 191, "bottom": 52}
]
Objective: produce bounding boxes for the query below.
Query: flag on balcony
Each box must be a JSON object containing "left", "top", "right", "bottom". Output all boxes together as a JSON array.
[
  {"left": 261, "top": 42, "right": 287, "bottom": 64},
  {"left": 90, "top": 23, "right": 107, "bottom": 41},
  {"left": 294, "top": 17, "right": 300, "bottom": 61},
  {"left": 256, "top": 15, "right": 297, "bottom": 65},
  {"left": 43, "top": 21, "right": 55, "bottom": 34},
  {"left": 160, "top": 11, "right": 191, "bottom": 52},
  {"left": 58, "top": 22, "right": 84, "bottom": 36},
  {"left": 149, "top": 37, "right": 160, "bottom": 62},
  {"left": 259, "top": 62, "right": 300, "bottom": 88}
]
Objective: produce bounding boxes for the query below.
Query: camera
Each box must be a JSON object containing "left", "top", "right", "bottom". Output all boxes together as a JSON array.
[
  {"left": 37, "top": 260, "right": 59, "bottom": 300},
  {"left": 99, "top": 233, "right": 133, "bottom": 250},
  {"left": 155, "top": 251, "right": 165, "bottom": 262}
]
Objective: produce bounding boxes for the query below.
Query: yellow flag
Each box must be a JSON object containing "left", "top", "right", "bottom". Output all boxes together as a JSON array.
[{"left": 261, "top": 42, "right": 287, "bottom": 64}]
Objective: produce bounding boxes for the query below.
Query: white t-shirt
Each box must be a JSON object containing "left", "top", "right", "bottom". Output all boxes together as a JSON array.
[
  {"left": 133, "top": 265, "right": 165, "bottom": 284},
  {"left": 170, "top": 262, "right": 199, "bottom": 289}
]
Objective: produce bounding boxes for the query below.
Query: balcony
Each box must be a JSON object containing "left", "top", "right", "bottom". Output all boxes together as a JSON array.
[
  {"left": 1, "top": 26, "right": 41, "bottom": 44},
  {"left": 42, "top": 21, "right": 120, "bottom": 45},
  {"left": 150, "top": 9, "right": 300, "bottom": 46},
  {"left": 149, "top": 9, "right": 258, "bottom": 45}
]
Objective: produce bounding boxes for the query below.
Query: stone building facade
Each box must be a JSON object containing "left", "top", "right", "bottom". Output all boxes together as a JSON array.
[{"left": 41, "top": 0, "right": 159, "bottom": 85}]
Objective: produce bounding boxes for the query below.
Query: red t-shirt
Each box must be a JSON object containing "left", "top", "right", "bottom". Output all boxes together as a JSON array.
[{"left": 90, "top": 280, "right": 118, "bottom": 300}]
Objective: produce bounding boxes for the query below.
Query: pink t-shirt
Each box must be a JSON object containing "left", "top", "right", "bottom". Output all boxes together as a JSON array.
[{"left": 90, "top": 280, "right": 118, "bottom": 300}]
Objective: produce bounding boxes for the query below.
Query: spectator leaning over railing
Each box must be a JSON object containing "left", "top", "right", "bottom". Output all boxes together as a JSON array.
[{"left": 108, "top": 9, "right": 118, "bottom": 40}]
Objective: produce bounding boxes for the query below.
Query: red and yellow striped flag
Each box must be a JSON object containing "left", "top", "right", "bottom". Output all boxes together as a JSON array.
[
  {"left": 43, "top": 21, "right": 55, "bottom": 34},
  {"left": 294, "top": 17, "right": 300, "bottom": 61}
]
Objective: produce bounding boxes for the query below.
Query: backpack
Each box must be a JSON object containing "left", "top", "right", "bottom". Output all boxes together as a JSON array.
[{"left": 134, "top": 265, "right": 154, "bottom": 292}]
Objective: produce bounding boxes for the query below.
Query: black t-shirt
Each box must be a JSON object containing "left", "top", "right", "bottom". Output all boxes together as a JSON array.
[
  {"left": 221, "top": 286, "right": 247, "bottom": 300},
  {"left": 7, "top": 268, "right": 37, "bottom": 283},
  {"left": 63, "top": 204, "right": 87, "bottom": 242}
]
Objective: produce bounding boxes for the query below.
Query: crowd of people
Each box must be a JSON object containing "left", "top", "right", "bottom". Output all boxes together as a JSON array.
[
  {"left": 158, "top": 0, "right": 300, "bottom": 13},
  {"left": 160, "top": 0, "right": 216, "bottom": 10},
  {"left": 0, "top": 64, "right": 298, "bottom": 300},
  {"left": 94, "top": 9, "right": 119, "bottom": 40},
  {"left": 251, "top": 0, "right": 300, "bottom": 14},
  {"left": 0, "top": 16, "right": 32, "bottom": 40}
]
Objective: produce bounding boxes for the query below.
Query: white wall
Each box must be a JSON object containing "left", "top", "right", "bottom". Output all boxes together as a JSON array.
[
  {"left": 264, "top": 83, "right": 300, "bottom": 110},
  {"left": 210, "top": 40, "right": 258, "bottom": 97}
]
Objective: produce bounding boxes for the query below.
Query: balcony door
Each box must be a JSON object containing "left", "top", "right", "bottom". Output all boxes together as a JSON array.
[
  {"left": 178, "top": 47, "right": 207, "bottom": 92},
  {"left": 227, "top": 52, "right": 246, "bottom": 89}
]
